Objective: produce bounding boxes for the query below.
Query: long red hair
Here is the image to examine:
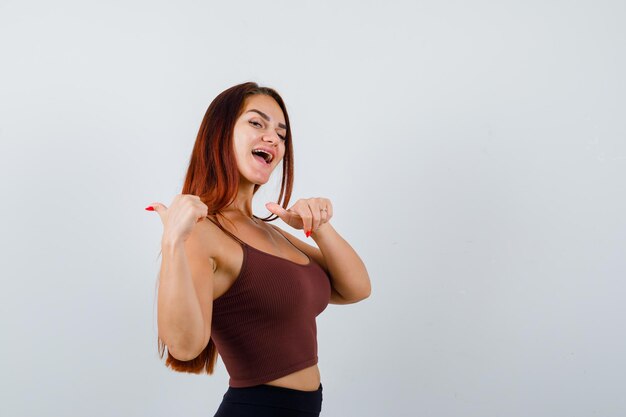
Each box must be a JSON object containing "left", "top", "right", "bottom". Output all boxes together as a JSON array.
[{"left": 156, "top": 81, "right": 295, "bottom": 374}]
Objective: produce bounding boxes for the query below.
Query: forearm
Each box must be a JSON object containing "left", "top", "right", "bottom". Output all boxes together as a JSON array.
[
  {"left": 311, "top": 222, "right": 371, "bottom": 301},
  {"left": 157, "top": 239, "right": 205, "bottom": 359}
]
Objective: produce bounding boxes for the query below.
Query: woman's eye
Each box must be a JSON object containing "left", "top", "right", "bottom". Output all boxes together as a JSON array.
[{"left": 250, "top": 120, "right": 286, "bottom": 141}]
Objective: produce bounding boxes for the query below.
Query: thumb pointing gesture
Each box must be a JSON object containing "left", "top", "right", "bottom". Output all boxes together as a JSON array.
[
  {"left": 145, "top": 203, "right": 168, "bottom": 225},
  {"left": 146, "top": 194, "right": 209, "bottom": 243}
]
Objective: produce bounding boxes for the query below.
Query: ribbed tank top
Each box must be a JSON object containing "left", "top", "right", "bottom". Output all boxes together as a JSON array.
[{"left": 207, "top": 217, "right": 331, "bottom": 388}]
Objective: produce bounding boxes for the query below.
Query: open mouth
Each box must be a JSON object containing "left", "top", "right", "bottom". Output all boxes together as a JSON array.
[{"left": 251, "top": 149, "right": 273, "bottom": 165}]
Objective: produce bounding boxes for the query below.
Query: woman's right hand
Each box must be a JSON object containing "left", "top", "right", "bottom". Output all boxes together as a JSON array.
[{"left": 146, "top": 194, "right": 209, "bottom": 244}]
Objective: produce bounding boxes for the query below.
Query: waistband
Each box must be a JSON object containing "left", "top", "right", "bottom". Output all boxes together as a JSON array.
[{"left": 222, "top": 383, "right": 323, "bottom": 413}]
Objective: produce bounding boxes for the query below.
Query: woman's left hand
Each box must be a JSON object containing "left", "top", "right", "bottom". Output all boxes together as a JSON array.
[{"left": 265, "top": 198, "right": 333, "bottom": 237}]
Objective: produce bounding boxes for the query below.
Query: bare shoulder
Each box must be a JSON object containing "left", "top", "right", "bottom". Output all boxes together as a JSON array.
[
  {"left": 267, "top": 223, "right": 328, "bottom": 272},
  {"left": 183, "top": 217, "right": 221, "bottom": 272}
]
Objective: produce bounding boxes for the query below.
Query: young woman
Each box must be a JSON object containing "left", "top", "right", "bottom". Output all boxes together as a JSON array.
[{"left": 147, "top": 82, "right": 371, "bottom": 416}]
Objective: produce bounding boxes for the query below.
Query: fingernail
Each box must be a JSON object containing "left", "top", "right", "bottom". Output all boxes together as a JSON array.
[
  {"left": 305, "top": 230, "right": 311, "bottom": 238},
  {"left": 145, "top": 206, "right": 154, "bottom": 211}
]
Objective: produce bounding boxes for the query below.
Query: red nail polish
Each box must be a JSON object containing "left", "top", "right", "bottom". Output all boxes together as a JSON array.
[
  {"left": 145, "top": 206, "right": 154, "bottom": 211},
  {"left": 305, "top": 230, "right": 311, "bottom": 238}
]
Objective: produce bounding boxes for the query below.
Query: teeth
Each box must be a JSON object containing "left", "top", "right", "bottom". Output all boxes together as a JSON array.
[{"left": 252, "top": 149, "right": 273, "bottom": 163}]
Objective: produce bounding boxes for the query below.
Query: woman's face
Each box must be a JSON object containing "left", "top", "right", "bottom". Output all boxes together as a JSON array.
[{"left": 232, "top": 94, "right": 287, "bottom": 185}]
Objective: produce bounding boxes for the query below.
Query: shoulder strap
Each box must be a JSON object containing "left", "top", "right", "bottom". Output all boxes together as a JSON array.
[
  {"left": 205, "top": 215, "right": 247, "bottom": 246},
  {"left": 268, "top": 223, "right": 307, "bottom": 254}
]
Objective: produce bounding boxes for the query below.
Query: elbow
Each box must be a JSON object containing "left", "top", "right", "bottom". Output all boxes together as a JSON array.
[
  {"left": 168, "top": 343, "right": 203, "bottom": 362},
  {"left": 355, "top": 271, "right": 372, "bottom": 301},
  {"left": 357, "top": 288, "right": 371, "bottom": 302},
  {"left": 171, "top": 351, "right": 199, "bottom": 362},
  {"left": 347, "top": 281, "right": 372, "bottom": 304},
  {"left": 358, "top": 280, "right": 372, "bottom": 301},
  {"left": 348, "top": 287, "right": 371, "bottom": 304},
  {"left": 163, "top": 335, "right": 210, "bottom": 362},
  {"left": 164, "top": 341, "right": 190, "bottom": 361}
]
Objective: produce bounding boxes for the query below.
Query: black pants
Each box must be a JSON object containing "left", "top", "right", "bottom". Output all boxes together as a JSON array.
[{"left": 213, "top": 383, "right": 323, "bottom": 417}]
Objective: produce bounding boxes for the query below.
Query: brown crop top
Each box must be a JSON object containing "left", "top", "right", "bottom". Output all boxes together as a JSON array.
[{"left": 206, "top": 216, "right": 332, "bottom": 387}]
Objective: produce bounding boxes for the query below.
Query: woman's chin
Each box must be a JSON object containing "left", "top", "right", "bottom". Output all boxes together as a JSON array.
[
  {"left": 239, "top": 166, "right": 276, "bottom": 186},
  {"left": 241, "top": 174, "right": 270, "bottom": 186}
]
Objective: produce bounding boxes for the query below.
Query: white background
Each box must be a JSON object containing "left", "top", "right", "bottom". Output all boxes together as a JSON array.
[{"left": 1, "top": 1, "right": 625, "bottom": 416}]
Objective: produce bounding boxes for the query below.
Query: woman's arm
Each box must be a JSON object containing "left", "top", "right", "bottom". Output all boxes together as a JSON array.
[{"left": 157, "top": 225, "right": 215, "bottom": 360}]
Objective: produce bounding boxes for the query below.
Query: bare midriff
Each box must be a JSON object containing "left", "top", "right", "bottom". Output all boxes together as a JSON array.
[{"left": 262, "top": 364, "right": 322, "bottom": 392}]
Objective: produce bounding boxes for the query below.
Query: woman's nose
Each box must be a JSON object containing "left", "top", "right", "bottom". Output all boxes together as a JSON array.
[{"left": 263, "top": 132, "right": 280, "bottom": 144}]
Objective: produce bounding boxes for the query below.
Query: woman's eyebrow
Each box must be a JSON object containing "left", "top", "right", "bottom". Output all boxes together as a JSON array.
[{"left": 245, "top": 109, "right": 287, "bottom": 130}]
